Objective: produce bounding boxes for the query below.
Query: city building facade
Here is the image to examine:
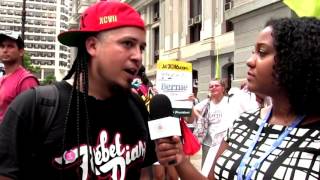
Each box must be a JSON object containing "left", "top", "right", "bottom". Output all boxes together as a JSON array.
[
  {"left": 0, "top": 0, "right": 72, "bottom": 81},
  {"left": 225, "top": 0, "right": 296, "bottom": 88},
  {"left": 68, "top": 0, "right": 295, "bottom": 100},
  {"left": 123, "top": 0, "right": 234, "bottom": 99},
  {"left": 124, "top": 0, "right": 295, "bottom": 100}
]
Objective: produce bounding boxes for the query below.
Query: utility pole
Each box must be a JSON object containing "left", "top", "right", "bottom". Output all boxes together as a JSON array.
[{"left": 21, "top": 0, "right": 26, "bottom": 40}]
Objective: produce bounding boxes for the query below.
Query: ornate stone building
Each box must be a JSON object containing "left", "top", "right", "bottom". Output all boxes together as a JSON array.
[{"left": 70, "top": 0, "right": 295, "bottom": 99}]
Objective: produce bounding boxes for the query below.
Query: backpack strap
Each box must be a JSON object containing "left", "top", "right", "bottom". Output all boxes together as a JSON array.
[
  {"left": 28, "top": 85, "right": 59, "bottom": 163},
  {"left": 34, "top": 84, "right": 59, "bottom": 135}
]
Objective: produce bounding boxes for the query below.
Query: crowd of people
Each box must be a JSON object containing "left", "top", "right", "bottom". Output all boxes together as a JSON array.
[
  {"left": 188, "top": 79, "right": 259, "bottom": 176},
  {"left": 0, "top": 1, "right": 319, "bottom": 180}
]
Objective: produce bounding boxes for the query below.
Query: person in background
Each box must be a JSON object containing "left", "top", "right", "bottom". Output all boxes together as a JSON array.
[
  {"left": 0, "top": 63, "right": 4, "bottom": 77},
  {"left": 191, "top": 80, "right": 199, "bottom": 105},
  {"left": 154, "top": 17, "right": 320, "bottom": 180},
  {"left": 191, "top": 69, "right": 200, "bottom": 105},
  {"left": 0, "top": 1, "right": 156, "bottom": 179},
  {"left": 185, "top": 75, "right": 200, "bottom": 132},
  {"left": 132, "top": 65, "right": 153, "bottom": 110},
  {"left": 189, "top": 79, "right": 237, "bottom": 176},
  {"left": 227, "top": 80, "right": 260, "bottom": 114},
  {"left": 0, "top": 31, "right": 39, "bottom": 123}
]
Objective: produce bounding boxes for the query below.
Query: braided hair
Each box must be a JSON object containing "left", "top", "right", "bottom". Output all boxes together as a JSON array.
[{"left": 61, "top": 36, "right": 96, "bottom": 178}]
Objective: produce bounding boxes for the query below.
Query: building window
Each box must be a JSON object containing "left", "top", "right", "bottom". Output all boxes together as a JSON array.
[
  {"left": 188, "top": 0, "right": 202, "bottom": 43},
  {"left": 28, "top": 4, "right": 34, "bottom": 9},
  {"left": 14, "top": 26, "right": 21, "bottom": 31},
  {"left": 153, "top": 27, "right": 159, "bottom": 64},
  {"left": 153, "top": 1, "right": 159, "bottom": 22},
  {"left": 224, "top": 0, "right": 233, "bottom": 11},
  {"left": 14, "top": 11, "right": 22, "bottom": 16},
  {"left": 189, "top": 23, "right": 201, "bottom": 43},
  {"left": 225, "top": 20, "right": 233, "bottom": 32},
  {"left": 7, "top": 10, "right": 13, "bottom": 15},
  {"left": 14, "top": 2, "right": 21, "bottom": 7}
]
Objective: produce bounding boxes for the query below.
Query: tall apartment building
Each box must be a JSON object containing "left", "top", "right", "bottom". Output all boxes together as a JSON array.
[
  {"left": 68, "top": 0, "right": 97, "bottom": 64},
  {"left": 0, "top": 0, "right": 72, "bottom": 81},
  {"left": 124, "top": 0, "right": 295, "bottom": 100}
]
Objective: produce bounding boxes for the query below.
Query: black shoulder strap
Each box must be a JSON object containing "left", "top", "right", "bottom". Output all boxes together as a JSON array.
[
  {"left": 34, "top": 85, "right": 59, "bottom": 134},
  {"left": 29, "top": 85, "right": 59, "bottom": 161},
  {"left": 202, "top": 99, "right": 210, "bottom": 117}
]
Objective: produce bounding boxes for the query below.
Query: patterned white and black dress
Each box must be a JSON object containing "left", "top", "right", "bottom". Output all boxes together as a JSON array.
[{"left": 214, "top": 109, "right": 320, "bottom": 180}]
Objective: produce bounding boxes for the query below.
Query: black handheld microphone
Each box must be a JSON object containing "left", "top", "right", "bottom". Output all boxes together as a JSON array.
[
  {"left": 149, "top": 94, "right": 179, "bottom": 165},
  {"left": 149, "top": 94, "right": 173, "bottom": 120}
]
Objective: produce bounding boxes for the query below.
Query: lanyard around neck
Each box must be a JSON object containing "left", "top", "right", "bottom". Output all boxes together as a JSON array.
[{"left": 236, "top": 108, "right": 305, "bottom": 180}]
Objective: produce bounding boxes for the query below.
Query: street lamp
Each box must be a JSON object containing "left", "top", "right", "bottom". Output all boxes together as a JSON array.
[{"left": 21, "top": 0, "right": 26, "bottom": 40}]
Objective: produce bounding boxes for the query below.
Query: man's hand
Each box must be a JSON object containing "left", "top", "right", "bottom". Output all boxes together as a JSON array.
[{"left": 155, "top": 136, "right": 187, "bottom": 166}]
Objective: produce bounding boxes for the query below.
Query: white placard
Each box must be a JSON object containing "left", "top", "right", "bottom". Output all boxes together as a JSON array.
[{"left": 156, "top": 60, "right": 193, "bottom": 116}]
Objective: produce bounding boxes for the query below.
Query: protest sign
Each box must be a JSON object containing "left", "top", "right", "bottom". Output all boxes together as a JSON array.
[{"left": 156, "top": 60, "right": 193, "bottom": 116}]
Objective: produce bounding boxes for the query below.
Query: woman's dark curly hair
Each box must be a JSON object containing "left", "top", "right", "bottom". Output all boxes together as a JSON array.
[{"left": 266, "top": 17, "right": 320, "bottom": 115}]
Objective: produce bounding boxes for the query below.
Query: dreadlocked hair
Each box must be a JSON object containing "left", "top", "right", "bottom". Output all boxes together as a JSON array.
[{"left": 60, "top": 42, "right": 96, "bottom": 179}]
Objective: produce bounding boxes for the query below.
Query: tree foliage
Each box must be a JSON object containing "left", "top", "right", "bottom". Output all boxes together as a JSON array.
[
  {"left": 23, "top": 52, "right": 40, "bottom": 74},
  {"left": 23, "top": 52, "right": 56, "bottom": 85},
  {"left": 42, "top": 73, "right": 56, "bottom": 85}
]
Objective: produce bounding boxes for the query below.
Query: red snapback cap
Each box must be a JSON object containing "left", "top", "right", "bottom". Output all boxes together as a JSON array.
[{"left": 58, "top": 1, "right": 145, "bottom": 46}]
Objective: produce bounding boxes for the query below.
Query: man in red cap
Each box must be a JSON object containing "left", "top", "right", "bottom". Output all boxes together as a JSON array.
[
  {"left": 0, "top": 30, "right": 39, "bottom": 123},
  {"left": 0, "top": 1, "right": 156, "bottom": 179}
]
